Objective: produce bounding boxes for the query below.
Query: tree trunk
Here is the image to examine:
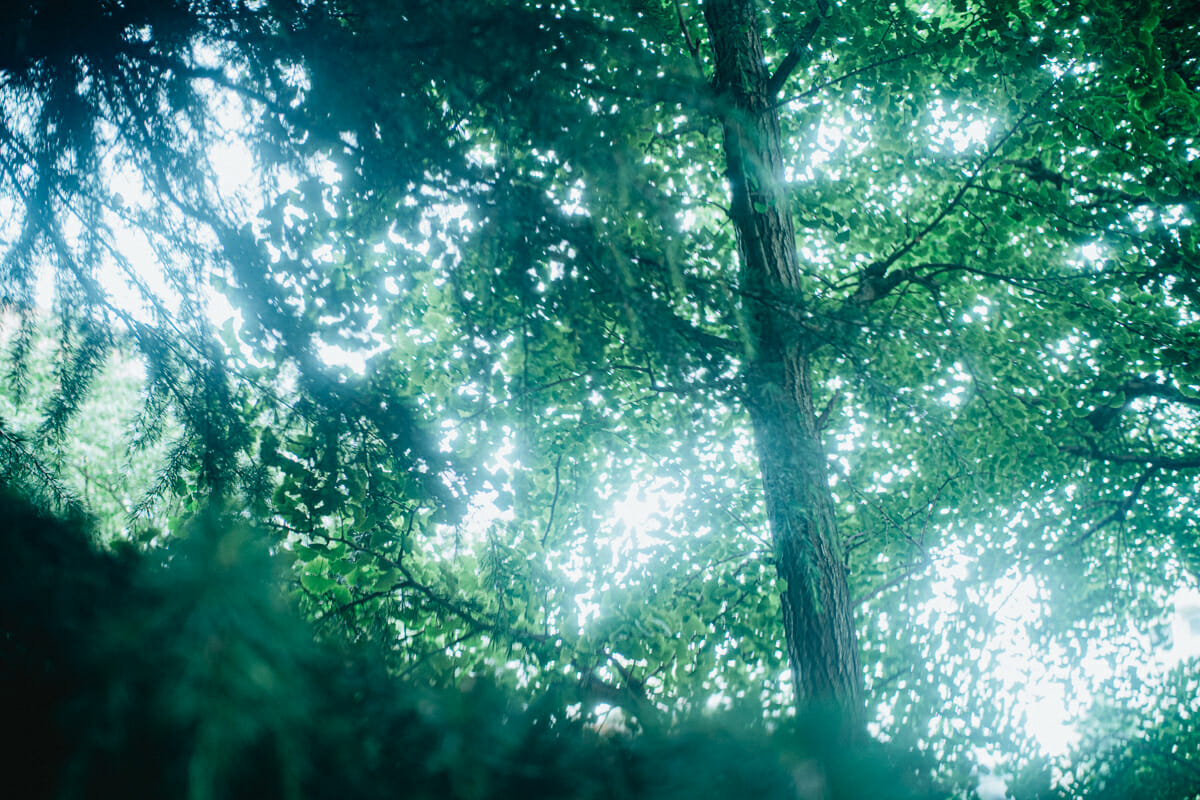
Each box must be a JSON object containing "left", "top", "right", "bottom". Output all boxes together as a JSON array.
[{"left": 703, "top": 0, "right": 865, "bottom": 725}]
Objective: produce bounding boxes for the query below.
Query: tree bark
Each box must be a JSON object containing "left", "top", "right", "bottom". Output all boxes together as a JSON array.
[{"left": 703, "top": 0, "right": 865, "bottom": 725}]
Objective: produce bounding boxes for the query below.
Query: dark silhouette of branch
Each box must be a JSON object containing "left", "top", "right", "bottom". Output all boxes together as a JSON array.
[
  {"left": 1063, "top": 446, "right": 1200, "bottom": 471},
  {"left": 766, "top": 0, "right": 829, "bottom": 97},
  {"left": 1083, "top": 377, "right": 1200, "bottom": 431},
  {"left": 773, "top": 46, "right": 930, "bottom": 108},
  {"left": 324, "top": 532, "right": 552, "bottom": 646},
  {"left": 540, "top": 449, "right": 566, "bottom": 546},
  {"left": 1047, "top": 467, "right": 1158, "bottom": 559},
  {"left": 842, "top": 84, "right": 1055, "bottom": 309},
  {"left": 672, "top": 0, "right": 706, "bottom": 77}
]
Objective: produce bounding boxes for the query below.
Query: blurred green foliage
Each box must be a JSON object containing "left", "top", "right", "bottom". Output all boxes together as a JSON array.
[{"left": 0, "top": 487, "right": 937, "bottom": 799}]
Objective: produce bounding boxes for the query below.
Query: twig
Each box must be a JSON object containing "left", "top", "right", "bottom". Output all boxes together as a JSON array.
[
  {"left": 540, "top": 449, "right": 565, "bottom": 546},
  {"left": 672, "top": 0, "right": 705, "bottom": 77}
]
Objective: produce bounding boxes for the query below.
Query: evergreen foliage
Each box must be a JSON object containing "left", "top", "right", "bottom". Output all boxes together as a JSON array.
[{"left": 0, "top": 489, "right": 932, "bottom": 799}]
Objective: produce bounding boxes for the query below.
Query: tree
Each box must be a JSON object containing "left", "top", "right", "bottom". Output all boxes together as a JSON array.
[{"left": 2, "top": 0, "right": 1198, "bottom": 791}]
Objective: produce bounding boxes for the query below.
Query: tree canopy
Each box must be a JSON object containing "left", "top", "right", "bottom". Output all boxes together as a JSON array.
[{"left": 2, "top": 0, "right": 1199, "bottom": 796}]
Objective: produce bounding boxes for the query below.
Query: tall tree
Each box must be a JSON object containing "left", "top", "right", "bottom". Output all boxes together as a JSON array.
[{"left": 704, "top": 0, "right": 862, "bottom": 718}]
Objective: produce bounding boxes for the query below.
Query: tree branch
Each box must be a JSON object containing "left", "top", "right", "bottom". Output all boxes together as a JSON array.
[
  {"left": 766, "top": 17, "right": 822, "bottom": 96},
  {"left": 672, "top": 0, "right": 706, "bottom": 77},
  {"left": 1063, "top": 446, "right": 1200, "bottom": 471},
  {"left": 765, "top": 0, "right": 831, "bottom": 96},
  {"left": 540, "top": 449, "right": 565, "bottom": 546},
  {"left": 773, "top": 46, "right": 931, "bottom": 109},
  {"left": 1047, "top": 467, "right": 1157, "bottom": 559},
  {"left": 815, "top": 389, "right": 842, "bottom": 431},
  {"left": 324, "top": 531, "right": 552, "bottom": 646},
  {"left": 1083, "top": 377, "right": 1200, "bottom": 431},
  {"left": 1113, "top": 377, "right": 1200, "bottom": 409},
  {"left": 842, "top": 86, "right": 1054, "bottom": 309}
]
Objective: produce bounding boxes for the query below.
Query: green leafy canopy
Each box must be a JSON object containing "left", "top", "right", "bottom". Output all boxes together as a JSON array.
[{"left": 1, "top": 0, "right": 1198, "bottom": 795}]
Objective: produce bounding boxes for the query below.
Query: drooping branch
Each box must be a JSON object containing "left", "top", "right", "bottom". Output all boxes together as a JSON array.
[
  {"left": 540, "top": 449, "right": 565, "bottom": 546},
  {"left": 0, "top": 421, "right": 83, "bottom": 514},
  {"left": 1048, "top": 466, "right": 1158, "bottom": 558},
  {"left": 325, "top": 530, "right": 553, "bottom": 647}
]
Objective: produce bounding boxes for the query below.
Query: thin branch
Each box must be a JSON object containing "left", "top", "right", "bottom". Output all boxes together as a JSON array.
[
  {"left": 843, "top": 84, "right": 1055, "bottom": 309},
  {"left": 1047, "top": 466, "right": 1157, "bottom": 559},
  {"left": 857, "top": 555, "right": 933, "bottom": 604},
  {"left": 1063, "top": 446, "right": 1200, "bottom": 471},
  {"left": 326, "top": 531, "right": 552, "bottom": 645},
  {"left": 815, "top": 389, "right": 842, "bottom": 431},
  {"left": 540, "top": 449, "right": 565, "bottom": 546},
  {"left": 672, "top": 0, "right": 706, "bottom": 77},
  {"left": 0, "top": 423, "right": 82, "bottom": 513},
  {"left": 773, "top": 47, "right": 926, "bottom": 108}
]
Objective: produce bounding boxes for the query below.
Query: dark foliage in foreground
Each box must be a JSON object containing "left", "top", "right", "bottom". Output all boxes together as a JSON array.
[{"left": 0, "top": 489, "right": 933, "bottom": 800}]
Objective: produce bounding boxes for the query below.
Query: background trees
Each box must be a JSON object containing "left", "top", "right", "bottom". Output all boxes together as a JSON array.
[{"left": 2, "top": 0, "right": 1198, "bottom": 795}]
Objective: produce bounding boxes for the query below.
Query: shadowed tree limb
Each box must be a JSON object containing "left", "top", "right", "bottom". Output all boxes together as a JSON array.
[
  {"left": 766, "top": 0, "right": 829, "bottom": 97},
  {"left": 1063, "top": 446, "right": 1200, "bottom": 471}
]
